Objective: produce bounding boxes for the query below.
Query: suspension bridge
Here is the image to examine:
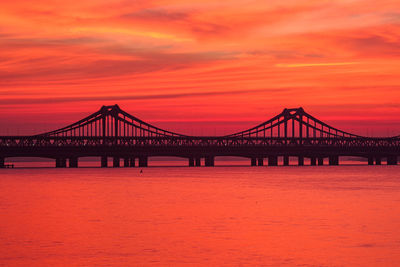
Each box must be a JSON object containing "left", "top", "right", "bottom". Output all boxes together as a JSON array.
[{"left": 0, "top": 104, "right": 399, "bottom": 168}]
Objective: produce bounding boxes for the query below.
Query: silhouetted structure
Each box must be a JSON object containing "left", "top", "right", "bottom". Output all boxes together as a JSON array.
[{"left": 0, "top": 105, "right": 399, "bottom": 167}]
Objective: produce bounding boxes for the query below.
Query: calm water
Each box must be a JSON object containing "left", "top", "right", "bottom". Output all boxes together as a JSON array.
[{"left": 1, "top": 165, "right": 400, "bottom": 266}]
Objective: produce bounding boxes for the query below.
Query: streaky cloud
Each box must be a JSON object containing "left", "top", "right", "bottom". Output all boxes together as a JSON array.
[
  {"left": 0, "top": 88, "right": 292, "bottom": 105},
  {"left": 275, "top": 62, "right": 359, "bottom": 68}
]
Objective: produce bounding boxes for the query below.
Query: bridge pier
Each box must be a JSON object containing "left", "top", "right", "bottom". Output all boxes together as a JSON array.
[
  {"left": 318, "top": 157, "right": 324, "bottom": 166},
  {"left": 129, "top": 157, "right": 135, "bottom": 167},
  {"left": 195, "top": 157, "right": 201, "bottom": 167},
  {"left": 113, "top": 157, "right": 120, "bottom": 167},
  {"left": 124, "top": 158, "right": 130, "bottom": 167},
  {"left": 205, "top": 156, "right": 214, "bottom": 167},
  {"left": 375, "top": 157, "right": 381, "bottom": 165},
  {"left": 0, "top": 157, "right": 4, "bottom": 168},
  {"left": 387, "top": 156, "right": 398, "bottom": 165},
  {"left": 298, "top": 156, "right": 304, "bottom": 166},
  {"left": 329, "top": 156, "right": 339, "bottom": 165},
  {"left": 69, "top": 157, "right": 78, "bottom": 168},
  {"left": 251, "top": 157, "right": 257, "bottom": 166},
  {"left": 101, "top": 156, "right": 108, "bottom": 168},
  {"left": 139, "top": 156, "right": 148, "bottom": 167},
  {"left": 310, "top": 157, "right": 317, "bottom": 166},
  {"left": 368, "top": 157, "right": 374, "bottom": 165},
  {"left": 257, "top": 158, "right": 264, "bottom": 166},
  {"left": 283, "top": 156, "right": 289, "bottom": 166},
  {"left": 268, "top": 156, "right": 278, "bottom": 166},
  {"left": 56, "top": 158, "right": 66, "bottom": 168},
  {"left": 188, "top": 158, "right": 195, "bottom": 167}
]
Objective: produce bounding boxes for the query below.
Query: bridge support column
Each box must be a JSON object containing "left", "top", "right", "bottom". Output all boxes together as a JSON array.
[
  {"left": 251, "top": 157, "right": 257, "bottom": 166},
  {"left": 310, "top": 157, "right": 317, "bottom": 166},
  {"left": 298, "top": 156, "right": 304, "bottom": 166},
  {"left": 283, "top": 156, "right": 289, "bottom": 166},
  {"left": 257, "top": 158, "right": 264, "bottom": 166},
  {"left": 318, "top": 157, "right": 324, "bottom": 166},
  {"left": 387, "top": 156, "right": 398, "bottom": 165},
  {"left": 375, "top": 157, "right": 381, "bottom": 165},
  {"left": 205, "top": 156, "right": 214, "bottom": 167},
  {"left": 139, "top": 156, "right": 148, "bottom": 167},
  {"left": 56, "top": 158, "right": 66, "bottom": 168},
  {"left": 124, "top": 158, "right": 130, "bottom": 167},
  {"left": 329, "top": 156, "right": 339, "bottom": 166},
  {"left": 113, "top": 157, "right": 120, "bottom": 167},
  {"left": 368, "top": 157, "right": 374, "bottom": 165},
  {"left": 188, "top": 158, "right": 195, "bottom": 167},
  {"left": 268, "top": 156, "right": 278, "bottom": 166},
  {"left": 129, "top": 157, "right": 135, "bottom": 167},
  {"left": 0, "top": 157, "right": 4, "bottom": 168},
  {"left": 101, "top": 156, "right": 108, "bottom": 168},
  {"left": 69, "top": 157, "right": 78, "bottom": 168},
  {"left": 195, "top": 158, "right": 201, "bottom": 167}
]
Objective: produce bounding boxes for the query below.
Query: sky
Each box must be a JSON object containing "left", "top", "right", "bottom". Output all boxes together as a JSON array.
[{"left": 0, "top": 0, "right": 399, "bottom": 136}]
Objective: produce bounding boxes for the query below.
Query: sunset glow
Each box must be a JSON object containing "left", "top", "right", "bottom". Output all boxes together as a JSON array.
[{"left": 1, "top": 0, "right": 399, "bottom": 136}]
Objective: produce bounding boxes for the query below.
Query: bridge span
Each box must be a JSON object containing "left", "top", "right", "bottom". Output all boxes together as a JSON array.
[{"left": 0, "top": 105, "right": 399, "bottom": 168}]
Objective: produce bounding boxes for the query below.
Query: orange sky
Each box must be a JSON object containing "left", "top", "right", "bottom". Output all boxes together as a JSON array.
[{"left": 0, "top": 0, "right": 399, "bottom": 136}]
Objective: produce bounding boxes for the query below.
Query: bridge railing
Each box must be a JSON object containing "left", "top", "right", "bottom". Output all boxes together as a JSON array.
[{"left": 0, "top": 136, "right": 399, "bottom": 148}]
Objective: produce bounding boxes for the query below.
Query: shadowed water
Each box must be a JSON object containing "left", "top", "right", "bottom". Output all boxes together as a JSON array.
[{"left": 1, "top": 165, "right": 400, "bottom": 266}]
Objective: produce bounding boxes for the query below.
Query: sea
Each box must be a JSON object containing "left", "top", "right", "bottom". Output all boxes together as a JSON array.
[{"left": 1, "top": 162, "right": 400, "bottom": 266}]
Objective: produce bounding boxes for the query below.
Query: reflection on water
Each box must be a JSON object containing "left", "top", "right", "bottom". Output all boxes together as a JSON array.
[{"left": 1, "top": 165, "right": 400, "bottom": 266}]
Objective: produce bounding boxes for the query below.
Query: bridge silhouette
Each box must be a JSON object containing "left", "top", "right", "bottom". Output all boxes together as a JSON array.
[{"left": 0, "top": 104, "right": 399, "bottom": 168}]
